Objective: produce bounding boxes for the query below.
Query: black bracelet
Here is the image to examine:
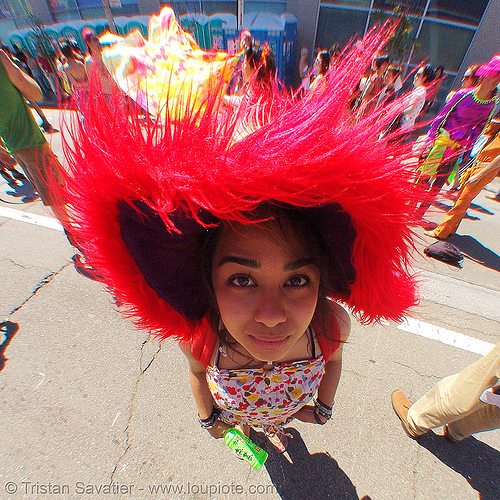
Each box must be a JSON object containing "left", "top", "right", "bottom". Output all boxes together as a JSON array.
[
  {"left": 199, "top": 407, "right": 221, "bottom": 429},
  {"left": 314, "top": 398, "right": 334, "bottom": 424}
]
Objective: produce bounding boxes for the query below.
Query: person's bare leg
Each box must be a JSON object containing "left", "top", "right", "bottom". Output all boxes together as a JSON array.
[{"left": 29, "top": 101, "right": 56, "bottom": 133}]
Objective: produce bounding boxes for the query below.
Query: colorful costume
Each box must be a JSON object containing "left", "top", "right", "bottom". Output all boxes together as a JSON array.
[
  {"left": 432, "top": 130, "right": 500, "bottom": 239},
  {"left": 99, "top": 7, "right": 239, "bottom": 117},
  {"left": 207, "top": 327, "right": 327, "bottom": 434},
  {"left": 420, "top": 89, "right": 497, "bottom": 179},
  {"left": 416, "top": 88, "right": 497, "bottom": 218},
  {"left": 57, "top": 15, "right": 422, "bottom": 436}
]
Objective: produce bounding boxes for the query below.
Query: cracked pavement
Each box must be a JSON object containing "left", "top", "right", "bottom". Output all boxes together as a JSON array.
[{"left": 0, "top": 108, "right": 499, "bottom": 500}]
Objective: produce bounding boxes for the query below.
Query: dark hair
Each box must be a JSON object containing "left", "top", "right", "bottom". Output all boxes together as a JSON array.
[
  {"left": 60, "top": 42, "right": 75, "bottom": 59},
  {"left": 418, "top": 64, "right": 435, "bottom": 84},
  {"left": 463, "top": 64, "right": 480, "bottom": 86},
  {"left": 200, "top": 203, "right": 351, "bottom": 349},
  {"left": 329, "top": 43, "right": 341, "bottom": 59},
  {"left": 375, "top": 55, "right": 390, "bottom": 69},
  {"left": 387, "top": 64, "right": 402, "bottom": 76},
  {"left": 316, "top": 51, "right": 331, "bottom": 75},
  {"left": 245, "top": 44, "right": 276, "bottom": 85},
  {"left": 434, "top": 66, "right": 444, "bottom": 79}
]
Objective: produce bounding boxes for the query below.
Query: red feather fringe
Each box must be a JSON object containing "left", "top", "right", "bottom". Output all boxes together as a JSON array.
[{"left": 55, "top": 24, "right": 422, "bottom": 343}]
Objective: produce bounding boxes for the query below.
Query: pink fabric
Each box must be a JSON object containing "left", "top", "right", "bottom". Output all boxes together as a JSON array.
[
  {"left": 476, "top": 55, "right": 500, "bottom": 77},
  {"left": 428, "top": 89, "right": 496, "bottom": 149}
]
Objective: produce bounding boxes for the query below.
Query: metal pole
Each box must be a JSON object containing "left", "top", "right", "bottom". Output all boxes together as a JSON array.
[
  {"left": 102, "top": 0, "right": 116, "bottom": 33},
  {"left": 237, "top": 0, "right": 244, "bottom": 31},
  {"left": 363, "top": 0, "right": 375, "bottom": 37},
  {"left": 404, "top": 0, "right": 431, "bottom": 74}
]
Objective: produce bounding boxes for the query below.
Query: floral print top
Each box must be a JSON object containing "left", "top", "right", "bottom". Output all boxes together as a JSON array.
[{"left": 206, "top": 340, "right": 325, "bottom": 434}]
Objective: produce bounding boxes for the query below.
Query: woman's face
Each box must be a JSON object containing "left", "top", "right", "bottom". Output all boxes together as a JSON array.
[
  {"left": 211, "top": 223, "right": 320, "bottom": 362},
  {"left": 315, "top": 55, "right": 324, "bottom": 74},
  {"left": 413, "top": 69, "right": 424, "bottom": 87},
  {"left": 480, "top": 74, "right": 500, "bottom": 93},
  {"left": 242, "top": 58, "right": 253, "bottom": 83}
]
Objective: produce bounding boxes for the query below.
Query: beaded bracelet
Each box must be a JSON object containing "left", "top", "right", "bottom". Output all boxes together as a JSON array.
[
  {"left": 314, "top": 398, "right": 334, "bottom": 425},
  {"left": 199, "top": 407, "right": 221, "bottom": 429}
]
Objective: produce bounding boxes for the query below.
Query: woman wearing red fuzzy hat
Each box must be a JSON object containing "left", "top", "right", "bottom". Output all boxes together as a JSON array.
[{"left": 57, "top": 13, "right": 421, "bottom": 453}]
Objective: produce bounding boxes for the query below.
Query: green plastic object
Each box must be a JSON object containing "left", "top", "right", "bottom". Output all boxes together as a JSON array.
[{"left": 223, "top": 428, "right": 268, "bottom": 469}]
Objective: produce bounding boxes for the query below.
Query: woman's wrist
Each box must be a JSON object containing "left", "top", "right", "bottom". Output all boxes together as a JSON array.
[
  {"left": 314, "top": 398, "right": 334, "bottom": 425},
  {"left": 199, "top": 407, "right": 221, "bottom": 429}
]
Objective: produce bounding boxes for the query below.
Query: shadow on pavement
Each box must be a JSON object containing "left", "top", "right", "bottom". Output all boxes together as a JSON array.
[
  {"left": 416, "top": 432, "right": 500, "bottom": 500},
  {"left": 431, "top": 199, "right": 493, "bottom": 220},
  {"left": 468, "top": 201, "right": 494, "bottom": 216},
  {"left": 448, "top": 234, "right": 500, "bottom": 272},
  {"left": 1, "top": 178, "right": 39, "bottom": 204},
  {"left": 254, "top": 428, "right": 371, "bottom": 500},
  {"left": 0, "top": 321, "right": 19, "bottom": 371}
]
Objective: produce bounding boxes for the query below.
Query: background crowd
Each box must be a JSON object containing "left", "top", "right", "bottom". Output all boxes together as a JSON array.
[{"left": 1, "top": 27, "right": 500, "bottom": 233}]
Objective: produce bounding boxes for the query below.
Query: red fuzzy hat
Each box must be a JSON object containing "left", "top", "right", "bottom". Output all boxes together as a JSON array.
[{"left": 59, "top": 24, "right": 420, "bottom": 344}]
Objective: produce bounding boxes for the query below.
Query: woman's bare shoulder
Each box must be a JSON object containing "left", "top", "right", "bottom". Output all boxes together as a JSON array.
[{"left": 179, "top": 342, "right": 207, "bottom": 373}]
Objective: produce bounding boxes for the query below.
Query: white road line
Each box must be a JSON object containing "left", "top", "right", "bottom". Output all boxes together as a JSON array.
[
  {"left": 1, "top": 207, "right": 497, "bottom": 356},
  {"left": 0, "top": 206, "right": 63, "bottom": 232},
  {"left": 398, "top": 317, "right": 495, "bottom": 356}
]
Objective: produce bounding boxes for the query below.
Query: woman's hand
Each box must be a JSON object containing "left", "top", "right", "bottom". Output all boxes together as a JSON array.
[
  {"left": 465, "top": 163, "right": 489, "bottom": 188},
  {"left": 205, "top": 420, "right": 233, "bottom": 439},
  {"left": 293, "top": 405, "right": 328, "bottom": 424},
  {"left": 466, "top": 173, "right": 482, "bottom": 188}
]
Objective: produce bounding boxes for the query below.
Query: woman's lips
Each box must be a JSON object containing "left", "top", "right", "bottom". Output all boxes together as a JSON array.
[{"left": 249, "top": 335, "right": 289, "bottom": 351}]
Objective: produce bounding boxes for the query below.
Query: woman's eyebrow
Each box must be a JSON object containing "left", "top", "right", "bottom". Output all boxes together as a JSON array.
[
  {"left": 217, "top": 255, "right": 260, "bottom": 268},
  {"left": 217, "top": 256, "right": 315, "bottom": 270},
  {"left": 284, "top": 258, "right": 316, "bottom": 271}
]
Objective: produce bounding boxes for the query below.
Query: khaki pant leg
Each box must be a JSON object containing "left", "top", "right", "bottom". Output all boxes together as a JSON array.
[
  {"left": 447, "top": 402, "right": 500, "bottom": 441},
  {"left": 407, "top": 344, "right": 500, "bottom": 435},
  {"left": 12, "top": 143, "right": 63, "bottom": 207}
]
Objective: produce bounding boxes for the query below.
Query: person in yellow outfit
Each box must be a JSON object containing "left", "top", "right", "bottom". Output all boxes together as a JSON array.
[{"left": 424, "top": 127, "right": 500, "bottom": 240}]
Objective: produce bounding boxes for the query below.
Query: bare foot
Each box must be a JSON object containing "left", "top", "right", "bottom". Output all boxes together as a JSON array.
[
  {"left": 423, "top": 230, "right": 444, "bottom": 240},
  {"left": 266, "top": 428, "right": 289, "bottom": 453},
  {"left": 486, "top": 195, "right": 500, "bottom": 203}
]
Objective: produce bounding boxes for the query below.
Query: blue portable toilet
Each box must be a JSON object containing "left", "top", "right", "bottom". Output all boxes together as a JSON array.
[
  {"left": 122, "top": 20, "right": 148, "bottom": 38},
  {"left": 208, "top": 13, "right": 236, "bottom": 51},
  {"left": 180, "top": 13, "right": 210, "bottom": 49},
  {"left": 9, "top": 33, "right": 29, "bottom": 53},
  {"left": 60, "top": 26, "right": 82, "bottom": 46},
  {"left": 220, "top": 15, "right": 238, "bottom": 55},
  {"left": 281, "top": 14, "right": 297, "bottom": 88}
]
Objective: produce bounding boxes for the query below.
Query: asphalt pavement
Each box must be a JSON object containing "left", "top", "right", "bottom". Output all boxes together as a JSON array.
[{"left": 0, "top": 108, "right": 499, "bottom": 500}]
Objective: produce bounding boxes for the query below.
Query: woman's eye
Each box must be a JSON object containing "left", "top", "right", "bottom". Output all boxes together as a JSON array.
[
  {"left": 286, "top": 275, "right": 311, "bottom": 287},
  {"left": 228, "top": 275, "right": 255, "bottom": 287}
]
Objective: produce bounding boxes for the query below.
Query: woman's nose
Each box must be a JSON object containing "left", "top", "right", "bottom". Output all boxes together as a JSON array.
[{"left": 253, "top": 289, "right": 287, "bottom": 327}]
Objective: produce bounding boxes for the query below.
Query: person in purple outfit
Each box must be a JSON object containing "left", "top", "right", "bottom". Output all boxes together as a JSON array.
[{"left": 415, "top": 55, "right": 500, "bottom": 220}]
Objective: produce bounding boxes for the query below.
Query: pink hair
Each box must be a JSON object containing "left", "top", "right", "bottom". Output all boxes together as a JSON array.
[
  {"left": 476, "top": 54, "right": 500, "bottom": 77},
  {"left": 57, "top": 23, "right": 421, "bottom": 343}
]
